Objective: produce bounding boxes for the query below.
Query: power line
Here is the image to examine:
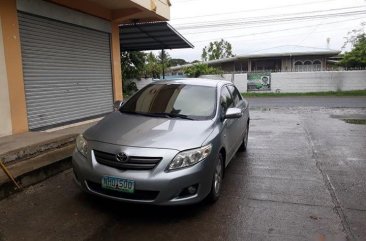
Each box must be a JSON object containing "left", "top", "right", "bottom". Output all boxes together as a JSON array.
[
  {"left": 179, "top": 15, "right": 365, "bottom": 35},
  {"left": 174, "top": 6, "right": 366, "bottom": 29},
  {"left": 173, "top": 10, "right": 366, "bottom": 32},
  {"left": 171, "top": 0, "right": 336, "bottom": 20},
  {"left": 191, "top": 16, "right": 365, "bottom": 43}
]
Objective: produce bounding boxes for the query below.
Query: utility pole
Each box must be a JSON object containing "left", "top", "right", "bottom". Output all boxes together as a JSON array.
[{"left": 162, "top": 49, "right": 165, "bottom": 79}]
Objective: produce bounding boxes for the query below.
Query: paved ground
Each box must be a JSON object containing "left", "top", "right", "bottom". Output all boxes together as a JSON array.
[{"left": 0, "top": 98, "right": 365, "bottom": 241}]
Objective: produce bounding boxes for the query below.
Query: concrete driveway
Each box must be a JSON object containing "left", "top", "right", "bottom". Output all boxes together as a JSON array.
[{"left": 0, "top": 97, "right": 365, "bottom": 241}]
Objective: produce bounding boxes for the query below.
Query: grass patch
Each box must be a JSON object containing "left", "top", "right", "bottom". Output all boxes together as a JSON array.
[
  {"left": 343, "top": 119, "right": 366, "bottom": 125},
  {"left": 242, "top": 89, "right": 366, "bottom": 97}
]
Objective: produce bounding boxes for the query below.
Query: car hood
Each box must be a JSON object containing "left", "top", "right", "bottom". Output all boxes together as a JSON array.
[{"left": 84, "top": 112, "right": 215, "bottom": 151}]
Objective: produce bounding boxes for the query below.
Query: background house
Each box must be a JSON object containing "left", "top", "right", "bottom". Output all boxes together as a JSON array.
[{"left": 169, "top": 46, "right": 341, "bottom": 74}]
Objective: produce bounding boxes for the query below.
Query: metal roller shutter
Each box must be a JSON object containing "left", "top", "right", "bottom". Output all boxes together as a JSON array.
[{"left": 18, "top": 12, "right": 113, "bottom": 130}]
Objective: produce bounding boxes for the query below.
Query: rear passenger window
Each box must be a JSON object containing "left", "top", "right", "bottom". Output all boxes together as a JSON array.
[{"left": 227, "top": 85, "right": 242, "bottom": 106}]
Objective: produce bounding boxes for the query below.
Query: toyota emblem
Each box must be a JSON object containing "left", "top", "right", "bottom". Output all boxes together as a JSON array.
[{"left": 116, "top": 152, "right": 128, "bottom": 162}]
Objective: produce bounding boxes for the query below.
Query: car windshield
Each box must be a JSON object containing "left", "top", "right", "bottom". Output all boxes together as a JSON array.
[{"left": 120, "top": 83, "right": 216, "bottom": 120}]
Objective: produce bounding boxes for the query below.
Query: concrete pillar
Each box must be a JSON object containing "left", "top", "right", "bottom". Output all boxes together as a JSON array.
[
  {"left": 0, "top": 0, "right": 29, "bottom": 135},
  {"left": 0, "top": 16, "right": 13, "bottom": 137},
  {"left": 111, "top": 22, "right": 123, "bottom": 101}
]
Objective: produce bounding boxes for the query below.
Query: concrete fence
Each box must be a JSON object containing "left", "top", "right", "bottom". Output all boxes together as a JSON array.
[
  {"left": 131, "top": 71, "right": 366, "bottom": 93},
  {"left": 202, "top": 70, "right": 366, "bottom": 93},
  {"left": 131, "top": 78, "right": 153, "bottom": 90}
]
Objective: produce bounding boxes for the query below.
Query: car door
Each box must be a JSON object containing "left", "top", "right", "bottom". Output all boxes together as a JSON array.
[
  {"left": 227, "top": 85, "right": 249, "bottom": 137},
  {"left": 220, "top": 85, "right": 237, "bottom": 161},
  {"left": 226, "top": 84, "right": 247, "bottom": 152}
]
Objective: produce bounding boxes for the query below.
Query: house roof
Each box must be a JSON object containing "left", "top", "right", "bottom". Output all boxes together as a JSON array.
[
  {"left": 169, "top": 45, "right": 340, "bottom": 70},
  {"left": 119, "top": 22, "right": 194, "bottom": 51}
]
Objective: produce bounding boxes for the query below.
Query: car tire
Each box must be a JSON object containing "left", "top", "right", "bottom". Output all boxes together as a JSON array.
[
  {"left": 238, "top": 124, "right": 249, "bottom": 152},
  {"left": 207, "top": 153, "right": 224, "bottom": 203}
]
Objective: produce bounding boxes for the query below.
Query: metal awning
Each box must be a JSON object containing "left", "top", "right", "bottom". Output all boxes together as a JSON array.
[{"left": 119, "top": 22, "right": 194, "bottom": 51}]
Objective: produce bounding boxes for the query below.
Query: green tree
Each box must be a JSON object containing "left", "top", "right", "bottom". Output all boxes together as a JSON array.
[
  {"left": 339, "top": 23, "right": 366, "bottom": 68},
  {"left": 183, "top": 63, "right": 223, "bottom": 78},
  {"left": 121, "top": 51, "right": 145, "bottom": 95},
  {"left": 201, "top": 39, "right": 234, "bottom": 61},
  {"left": 121, "top": 51, "right": 146, "bottom": 79},
  {"left": 145, "top": 52, "right": 160, "bottom": 79},
  {"left": 158, "top": 50, "right": 171, "bottom": 77},
  {"left": 339, "top": 33, "right": 366, "bottom": 68}
]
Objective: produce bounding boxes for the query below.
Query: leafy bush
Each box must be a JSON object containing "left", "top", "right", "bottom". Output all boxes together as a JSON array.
[
  {"left": 183, "top": 63, "right": 223, "bottom": 78},
  {"left": 339, "top": 33, "right": 366, "bottom": 68},
  {"left": 123, "top": 80, "right": 138, "bottom": 96}
]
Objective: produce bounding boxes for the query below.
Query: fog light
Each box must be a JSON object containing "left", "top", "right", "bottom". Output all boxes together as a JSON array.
[
  {"left": 177, "top": 184, "right": 198, "bottom": 198},
  {"left": 187, "top": 185, "right": 197, "bottom": 194}
]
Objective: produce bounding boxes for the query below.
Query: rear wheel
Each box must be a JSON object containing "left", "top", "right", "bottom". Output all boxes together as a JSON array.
[
  {"left": 207, "top": 153, "right": 224, "bottom": 202},
  {"left": 239, "top": 124, "right": 249, "bottom": 152}
]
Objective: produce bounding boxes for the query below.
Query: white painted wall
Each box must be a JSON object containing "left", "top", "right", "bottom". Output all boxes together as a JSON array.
[
  {"left": 201, "top": 74, "right": 248, "bottom": 92},
  {"left": 271, "top": 71, "right": 366, "bottom": 93},
  {"left": 0, "top": 17, "right": 13, "bottom": 137},
  {"left": 202, "top": 71, "right": 366, "bottom": 93},
  {"left": 132, "top": 78, "right": 153, "bottom": 90},
  {"left": 131, "top": 71, "right": 366, "bottom": 94},
  {"left": 233, "top": 74, "right": 247, "bottom": 93},
  {"left": 201, "top": 74, "right": 228, "bottom": 81}
]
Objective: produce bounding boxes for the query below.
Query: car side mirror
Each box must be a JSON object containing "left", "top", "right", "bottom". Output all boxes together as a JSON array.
[
  {"left": 113, "top": 100, "right": 124, "bottom": 111},
  {"left": 225, "top": 108, "right": 242, "bottom": 119}
]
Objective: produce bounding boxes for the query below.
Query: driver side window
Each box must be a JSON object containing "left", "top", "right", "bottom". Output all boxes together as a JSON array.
[{"left": 220, "top": 86, "right": 234, "bottom": 116}]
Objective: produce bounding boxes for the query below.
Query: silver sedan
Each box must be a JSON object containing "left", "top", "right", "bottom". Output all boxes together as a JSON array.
[{"left": 72, "top": 78, "right": 250, "bottom": 205}]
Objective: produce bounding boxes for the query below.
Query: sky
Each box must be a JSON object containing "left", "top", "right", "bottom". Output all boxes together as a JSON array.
[{"left": 162, "top": 0, "right": 366, "bottom": 62}]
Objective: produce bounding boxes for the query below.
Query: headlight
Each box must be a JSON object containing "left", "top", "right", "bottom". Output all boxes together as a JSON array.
[
  {"left": 76, "top": 134, "right": 88, "bottom": 157},
  {"left": 167, "top": 144, "right": 212, "bottom": 171}
]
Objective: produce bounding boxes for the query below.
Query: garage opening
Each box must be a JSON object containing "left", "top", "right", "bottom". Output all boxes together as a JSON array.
[{"left": 18, "top": 12, "right": 113, "bottom": 130}]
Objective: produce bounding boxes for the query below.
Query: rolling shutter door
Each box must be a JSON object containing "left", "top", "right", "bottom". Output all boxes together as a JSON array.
[{"left": 18, "top": 12, "right": 113, "bottom": 130}]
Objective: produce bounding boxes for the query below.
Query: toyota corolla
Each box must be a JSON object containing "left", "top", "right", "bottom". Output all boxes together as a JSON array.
[{"left": 72, "top": 78, "right": 250, "bottom": 205}]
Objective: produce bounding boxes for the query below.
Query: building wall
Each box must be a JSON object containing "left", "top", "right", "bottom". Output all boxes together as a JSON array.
[
  {"left": 201, "top": 74, "right": 247, "bottom": 92},
  {"left": 202, "top": 71, "right": 366, "bottom": 93},
  {"left": 0, "top": 17, "right": 13, "bottom": 137},
  {"left": 134, "top": 78, "right": 153, "bottom": 90},
  {"left": 17, "top": 0, "right": 112, "bottom": 33},
  {"left": 271, "top": 70, "right": 366, "bottom": 93},
  {"left": 233, "top": 74, "right": 247, "bottom": 92},
  {"left": 0, "top": 0, "right": 170, "bottom": 136}
]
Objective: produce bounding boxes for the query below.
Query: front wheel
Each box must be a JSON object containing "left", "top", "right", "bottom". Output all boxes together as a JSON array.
[
  {"left": 207, "top": 153, "right": 224, "bottom": 203},
  {"left": 238, "top": 124, "right": 249, "bottom": 152}
]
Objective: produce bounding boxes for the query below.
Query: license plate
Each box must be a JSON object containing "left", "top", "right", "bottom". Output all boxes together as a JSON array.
[{"left": 101, "top": 176, "right": 135, "bottom": 193}]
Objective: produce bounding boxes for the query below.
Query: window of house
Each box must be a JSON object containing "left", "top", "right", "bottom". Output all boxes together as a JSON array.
[
  {"left": 294, "top": 61, "right": 303, "bottom": 72},
  {"left": 304, "top": 60, "right": 312, "bottom": 71},
  {"left": 313, "top": 60, "right": 321, "bottom": 71}
]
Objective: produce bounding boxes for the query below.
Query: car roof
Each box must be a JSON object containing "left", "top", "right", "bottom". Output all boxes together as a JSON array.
[{"left": 152, "top": 78, "right": 232, "bottom": 88}]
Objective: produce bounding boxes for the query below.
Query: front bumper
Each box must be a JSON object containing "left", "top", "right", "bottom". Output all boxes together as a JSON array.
[{"left": 72, "top": 143, "right": 215, "bottom": 205}]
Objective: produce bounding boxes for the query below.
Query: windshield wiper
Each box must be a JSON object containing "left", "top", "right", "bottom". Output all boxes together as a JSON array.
[
  {"left": 151, "top": 112, "right": 194, "bottom": 120},
  {"left": 121, "top": 110, "right": 194, "bottom": 120}
]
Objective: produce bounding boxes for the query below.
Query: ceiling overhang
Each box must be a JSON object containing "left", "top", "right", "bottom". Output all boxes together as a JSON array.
[{"left": 120, "top": 22, "right": 194, "bottom": 51}]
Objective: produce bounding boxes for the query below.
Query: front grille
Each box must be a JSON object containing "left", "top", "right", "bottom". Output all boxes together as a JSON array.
[
  {"left": 94, "top": 150, "right": 162, "bottom": 170},
  {"left": 86, "top": 181, "right": 159, "bottom": 201}
]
